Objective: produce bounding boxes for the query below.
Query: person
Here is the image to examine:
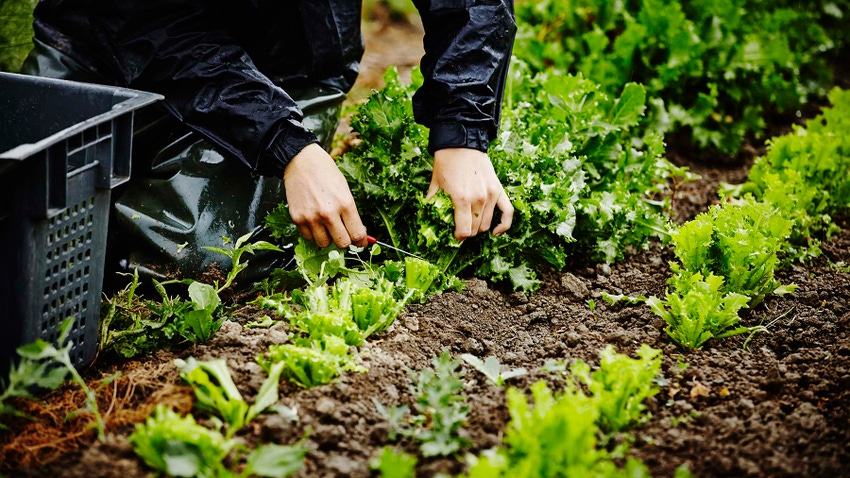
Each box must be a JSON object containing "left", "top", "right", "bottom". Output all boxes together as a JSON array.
[{"left": 23, "top": 0, "right": 516, "bottom": 284}]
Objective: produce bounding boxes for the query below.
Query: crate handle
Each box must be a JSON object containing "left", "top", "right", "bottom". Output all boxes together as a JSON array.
[{"left": 96, "top": 113, "right": 133, "bottom": 189}]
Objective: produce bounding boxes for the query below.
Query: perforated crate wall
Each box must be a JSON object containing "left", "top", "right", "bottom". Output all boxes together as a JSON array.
[{"left": 42, "top": 197, "right": 98, "bottom": 367}]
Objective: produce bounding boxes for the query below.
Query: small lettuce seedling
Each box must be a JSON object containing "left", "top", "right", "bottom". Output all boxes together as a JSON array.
[
  {"left": 375, "top": 352, "right": 471, "bottom": 457},
  {"left": 130, "top": 405, "right": 233, "bottom": 478},
  {"left": 260, "top": 336, "right": 363, "bottom": 389},
  {"left": 571, "top": 344, "right": 662, "bottom": 432},
  {"left": 370, "top": 447, "right": 417, "bottom": 478},
  {"left": 671, "top": 198, "right": 794, "bottom": 307},
  {"left": 176, "top": 357, "right": 286, "bottom": 435},
  {"left": 349, "top": 277, "right": 406, "bottom": 337},
  {"left": 461, "top": 354, "right": 528, "bottom": 387},
  {"left": 130, "top": 405, "right": 306, "bottom": 478},
  {"left": 648, "top": 270, "right": 752, "bottom": 350}
]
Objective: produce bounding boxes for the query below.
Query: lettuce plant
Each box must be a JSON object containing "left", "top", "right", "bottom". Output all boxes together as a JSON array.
[
  {"left": 571, "top": 344, "right": 662, "bottom": 432},
  {"left": 461, "top": 381, "right": 651, "bottom": 478},
  {"left": 671, "top": 198, "right": 794, "bottom": 307},
  {"left": 730, "top": 87, "right": 850, "bottom": 260},
  {"left": 338, "top": 66, "right": 684, "bottom": 292},
  {"left": 648, "top": 270, "right": 751, "bottom": 350},
  {"left": 175, "top": 357, "right": 287, "bottom": 435}
]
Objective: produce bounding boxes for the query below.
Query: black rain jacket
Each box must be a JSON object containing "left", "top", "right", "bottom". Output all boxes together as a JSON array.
[{"left": 31, "top": 0, "right": 516, "bottom": 177}]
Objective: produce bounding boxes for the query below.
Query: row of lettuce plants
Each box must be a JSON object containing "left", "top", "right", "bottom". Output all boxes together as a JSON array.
[
  {"left": 648, "top": 88, "right": 850, "bottom": 350},
  {"left": 371, "top": 345, "right": 698, "bottom": 478},
  {"left": 514, "top": 0, "right": 849, "bottom": 155}
]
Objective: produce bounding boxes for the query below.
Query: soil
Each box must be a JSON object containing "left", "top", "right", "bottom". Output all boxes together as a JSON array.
[{"left": 3, "top": 13, "right": 850, "bottom": 478}]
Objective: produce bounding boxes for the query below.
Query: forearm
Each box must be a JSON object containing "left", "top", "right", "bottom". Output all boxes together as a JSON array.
[
  {"left": 96, "top": 0, "right": 317, "bottom": 176},
  {"left": 412, "top": 0, "right": 516, "bottom": 154}
]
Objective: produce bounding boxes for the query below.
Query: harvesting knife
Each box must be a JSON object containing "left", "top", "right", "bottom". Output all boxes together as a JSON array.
[{"left": 367, "top": 235, "right": 426, "bottom": 261}]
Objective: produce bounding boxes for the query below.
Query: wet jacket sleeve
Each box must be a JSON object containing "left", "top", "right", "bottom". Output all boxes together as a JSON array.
[
  {"left": 95, "top": 0, "right": 317, "bottom": 177},
  {"left": 411, "top": 0, "right": 516, "bottom": 155}
]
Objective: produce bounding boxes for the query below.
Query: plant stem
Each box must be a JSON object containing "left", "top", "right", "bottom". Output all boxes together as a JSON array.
[{"left": 59, "top": 355, "right": 106, "bottom": 441}]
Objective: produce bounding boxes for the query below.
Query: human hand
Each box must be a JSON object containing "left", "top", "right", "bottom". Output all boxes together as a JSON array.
[
  {"left": 283, "top": 143, "right": 368, "bottom": 248},
  {"left": 427, "top": 148, "right": 514, "bottom": 241}
]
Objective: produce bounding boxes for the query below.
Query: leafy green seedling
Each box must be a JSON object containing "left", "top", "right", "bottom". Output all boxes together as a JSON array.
[
  {"left": 600, "top": 292, "right": 647, "bottom": 305},
  {"left": 410, "top": 352, "right": 471, "bottom": 457},
  {"left": 372, "top": 398, "right": 411, "bottom": 441},
  {"left": 462, "top": 379, "right": 653, "bottom": 477},
  {"left": 260, "top": 336, "right": 363, "bottom": 389},
  {"left": 376, "top": 352, "right": 471, "bottom": 457},
  {"left": 204, "top": 230, "right": 283, "bottom": 293},
  {"left": 130, "top": 405, "right": 233, "bottom": 477},
  {"left": 181, "top": 281, "right": 224, "bottom": 342},
  {"left": 349, "top": 277, "right": 406, "bottom": 337},
  {"left": 246, "top": 315, "right": 276, "bottom": 329},
  {"left": 176, "top": 358, "right": 286, "bottom": 436},
  {"left": 730, "top": 88, "right": 850, "bottom": 261},
  {"left": 0, "top": 349, "right": 68, "bottom": 429},
  {"left": 369, "top": 447, "right": 418, "bottom": 478},
  {"left": 676, "top": 355, "right": 689, "bottom": 373},
  {"left": 500, "top": 381, "right": 604, "bottom": 476},
  {"left": 461, "top": 354, "right": 528, "bottom": 387},
  {"left": 130, "top": 405, "right": 306, "bottom": 478},
  {"left": 404, "top": 256, "right": 442, "bottom": 302},
  {"left": 101, "top": 271, "right": 226, "bottom": 358},
  {"left": 571, "top": 344, "right": 662, "bottom": 432},
  {"left": 648, "top": 271, "right": 752, "bottom": 350},
  {"left": 536, "top": 359, "right": 568, "bottom": 376},
  {"left": 671, "top": 198, "right": 795, "bottom": 307},
  {"left": 242, "top": 442, "right": 308, "bottom": 478},
  {"left": 15, "top": 319, "right": 114, "bottom": 441}
]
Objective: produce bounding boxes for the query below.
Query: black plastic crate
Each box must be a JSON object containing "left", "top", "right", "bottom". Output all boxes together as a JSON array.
[{"left": 0, "top": 72, "right": 161, "bottom": 375}]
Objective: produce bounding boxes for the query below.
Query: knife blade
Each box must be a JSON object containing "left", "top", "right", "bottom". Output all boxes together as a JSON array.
[{"left": 367, "top": 235, "right": 426, "bottom": 261}]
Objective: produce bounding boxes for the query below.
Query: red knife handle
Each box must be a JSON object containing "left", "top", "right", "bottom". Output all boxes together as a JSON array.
[{"left": 367, "top": 235, "right": 377, "bottom": 244}]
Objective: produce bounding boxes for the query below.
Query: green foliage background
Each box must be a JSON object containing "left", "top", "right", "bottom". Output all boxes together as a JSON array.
[
  {"left": 0, "top": 0, "right": 36, "bottom": 72},
  {"left": 514, "top": 0, "right": 849, "bottom": 154}
]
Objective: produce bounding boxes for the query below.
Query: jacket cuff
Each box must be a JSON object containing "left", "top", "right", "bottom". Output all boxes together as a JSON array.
[
  {"left": 261, "top": 118, "right": 320, "bottom": 177},
  {"left": 427, "top": 122, "right": 491, "bottom": 155}
]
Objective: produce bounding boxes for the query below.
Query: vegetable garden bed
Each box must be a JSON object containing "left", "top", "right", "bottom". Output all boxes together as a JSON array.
[
  {"left": 2, "top": 3, "right": 850, "bottom": 478},
  {"left": 3, "top": 195, "right": 848, "bottom": 478}
]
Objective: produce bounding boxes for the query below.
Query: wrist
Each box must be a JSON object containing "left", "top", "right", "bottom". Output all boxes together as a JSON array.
[
  {"left": 433, "top": 147, "right": 488, "bottom": 163},
  {"left": 427, "top": 122, "right": 491, "bottom": 155},
  {"left": 284, "top": 143, "right": 326, "bottom": 179}
]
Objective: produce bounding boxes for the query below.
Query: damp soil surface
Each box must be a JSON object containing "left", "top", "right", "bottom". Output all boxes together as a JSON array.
[{"left": 3, "top": 16, "right": 850, "bottom": 478}]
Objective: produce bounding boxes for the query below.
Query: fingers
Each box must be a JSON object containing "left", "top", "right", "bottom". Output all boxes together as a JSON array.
[
  {"left": 478, "top": 189, "right": 498, "bottom": 234},
  {"left": 341, "top": 201, "right": 368, "bottom": 248},
  {"left": 297, "top": 211, "right": 364, "bottom": 249},
  {"left": 492, "top": 190, "right": 514, "bottom": 236},
  {"left": 310, "top": 222, "right": 333, "bottom": 248},
  {"left": 304, "top": 201, "right": 366, "bottom": 249},
  {"left": 426, "top": 177, "right": 439, "bottom": 200},
  {"left": 296, "top": 224, "right": 314, "bottom": 242},
  {"left": 453, "top": 201, "right": 473, "bottom": 241}
]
